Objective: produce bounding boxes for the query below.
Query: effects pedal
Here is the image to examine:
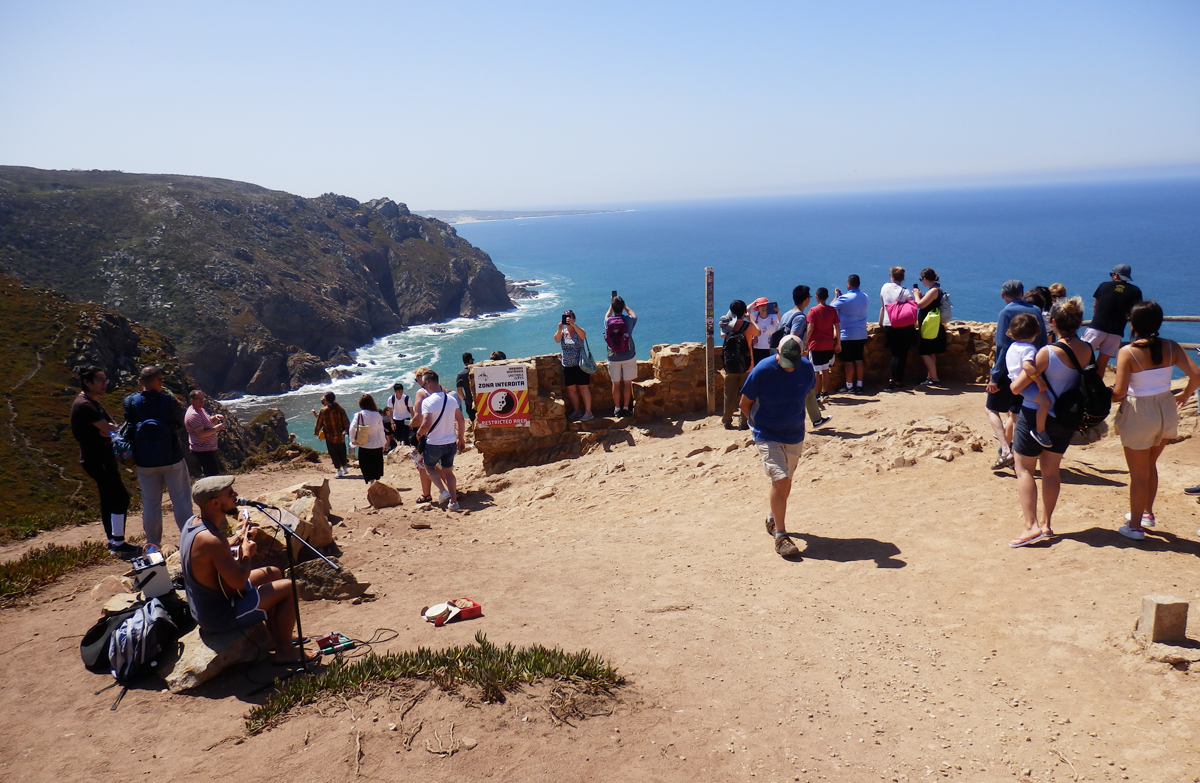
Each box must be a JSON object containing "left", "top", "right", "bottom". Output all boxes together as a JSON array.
[{"left": 316, "top": 632, "right": 354, "bottom": 655}]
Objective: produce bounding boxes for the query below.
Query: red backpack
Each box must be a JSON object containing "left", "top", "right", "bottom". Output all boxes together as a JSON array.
[{"left": 605, "top": 316, "right": 630, "bottom": 353}]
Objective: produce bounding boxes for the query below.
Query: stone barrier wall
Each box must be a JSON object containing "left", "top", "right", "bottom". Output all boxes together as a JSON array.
[{"left": 472, "top": 320, "right": 997, "bottom": 473}]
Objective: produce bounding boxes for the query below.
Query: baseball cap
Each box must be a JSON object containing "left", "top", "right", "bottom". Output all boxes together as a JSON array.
[
  {"left": 192, "top": 475, "right": 235, "bottom": 506},
  {"left": 1111, "top": 264, "right": 1132, "bottom": 282},
  {"left": 778, "top": 334, "right": 804, "bottom": 369},
  {"left": 1001, "top": 279, "right": 1024, "bottom": 298}
]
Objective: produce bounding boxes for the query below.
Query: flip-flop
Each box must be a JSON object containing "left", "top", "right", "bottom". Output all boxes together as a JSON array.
[{"left": 1008, "top": 532, "right": 1046, "bottom": 548}]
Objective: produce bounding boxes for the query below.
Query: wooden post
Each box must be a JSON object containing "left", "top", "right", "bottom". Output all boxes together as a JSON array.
[{"left": 705, "top": 266, "right": 716, "bottom": 415}]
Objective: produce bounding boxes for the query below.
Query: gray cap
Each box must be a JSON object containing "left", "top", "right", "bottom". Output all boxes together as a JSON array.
[
  {"left": 192, "top": 475, "right": 235, "bottom": 506},
  {"left": 1112, "top": 264, "right": 1132, "bottom": 282},
  {"left": 1001, "top": 279, "right": 1024, "bottom": 298},
  {"left": 778, "top": 334, "right": 804, "bottom": 369}
]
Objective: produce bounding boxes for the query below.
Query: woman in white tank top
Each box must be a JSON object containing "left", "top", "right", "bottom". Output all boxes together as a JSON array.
[
  {"left": 1110, "top": 301, "right": 1200, "bottom": 540},
  {"left": 1007, "top": 296, "right": 1096, "bottom": 548}
]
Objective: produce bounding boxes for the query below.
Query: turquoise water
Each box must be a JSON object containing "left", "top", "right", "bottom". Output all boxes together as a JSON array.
[{"left": 229, "top": 177, "right": 1200, "bottom": 446}]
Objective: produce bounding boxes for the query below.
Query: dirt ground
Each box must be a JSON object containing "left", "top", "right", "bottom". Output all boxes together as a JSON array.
[{"left": 1, "top": 382, "right": 1198, "bottom": 783}]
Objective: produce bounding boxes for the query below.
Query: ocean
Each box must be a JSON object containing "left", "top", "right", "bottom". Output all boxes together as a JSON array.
[{"left": 228, "top": 177, "right": 1200, "bottom": 446}]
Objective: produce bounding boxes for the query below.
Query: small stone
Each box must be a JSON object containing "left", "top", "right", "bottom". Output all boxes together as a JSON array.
[
  {"left": 410, "top": 521, "right": 432, "bottom": 529},
  {"left": 388, "top": 723, "right": 397, "bottom": 731},
  {"left": 101, "top": 592, "right": 140, "bottom": 616},
  {"left": 461, "top": 737, "right": 478, "bottom": 750}
]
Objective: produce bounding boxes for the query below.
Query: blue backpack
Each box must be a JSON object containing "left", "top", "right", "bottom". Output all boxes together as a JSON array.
[{"left": 131, "top": 393, "right": 175, "bottom": 467}]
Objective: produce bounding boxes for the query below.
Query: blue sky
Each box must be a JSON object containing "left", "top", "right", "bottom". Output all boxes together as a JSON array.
[{"left": 2, "top": 1, "right": 1198, "bottom": 208}]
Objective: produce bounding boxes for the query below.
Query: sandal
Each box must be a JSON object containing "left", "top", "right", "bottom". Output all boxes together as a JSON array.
[
  {"left": 991, "top": 451, "right": 1014, "bottom": 470},
  {"left": 415, "top": 495, "right": 433, "bottom": 504},
  {"left": 1008, "top": 531, "right": 1046, "bottom": 548}
]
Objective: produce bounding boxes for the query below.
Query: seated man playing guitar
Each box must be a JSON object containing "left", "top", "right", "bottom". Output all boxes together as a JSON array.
[{"left": 181, "top": 475, "right": 316, "bottom": 664}]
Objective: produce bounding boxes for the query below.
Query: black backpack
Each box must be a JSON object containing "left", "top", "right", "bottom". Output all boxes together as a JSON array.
[
  {"left": 1047, "top": 341, "right": 1113, "bottom": 432},
  {"left": 81, "top": 593, "right": 192, "bottom": 709},
  {"left": 131, "top": 393, "right": 175, "bottom": 467},
  {"left": 722, "top": 322, "right": 752, "bottom": 374}
]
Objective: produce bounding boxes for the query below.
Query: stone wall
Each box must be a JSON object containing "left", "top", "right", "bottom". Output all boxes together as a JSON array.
[{"left": 472, "top": 321, "right": 998, "bottom": 473}]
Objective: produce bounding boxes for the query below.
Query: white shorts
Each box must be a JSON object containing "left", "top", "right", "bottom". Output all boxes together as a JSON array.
[
  {"left": 1081, "top": 327, "right": 1121, "bottom": 357},
  {"left": 608, "top": 358, "right": 638, "bottom": 383},
  {"left": 757, "top": 441, "right": 803, "bottom": 482}
]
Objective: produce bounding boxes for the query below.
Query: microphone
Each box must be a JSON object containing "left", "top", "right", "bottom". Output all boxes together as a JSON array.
[{"left": 236, "top": 498, "right": 279, "bottom": 510}]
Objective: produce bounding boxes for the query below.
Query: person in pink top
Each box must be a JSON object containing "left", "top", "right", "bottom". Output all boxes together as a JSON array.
[{"left": 185, "top": 390, "right": 225, "bottom": 477}]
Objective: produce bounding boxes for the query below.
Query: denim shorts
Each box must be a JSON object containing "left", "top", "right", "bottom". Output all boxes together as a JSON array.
[{"left": 423, "top": 441, "right": 457, "bottom": 469}]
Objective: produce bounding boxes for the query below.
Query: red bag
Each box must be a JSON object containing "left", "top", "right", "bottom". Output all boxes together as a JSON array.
[{"left": 885, "top": 299, "right": 918, "bottom": 328}]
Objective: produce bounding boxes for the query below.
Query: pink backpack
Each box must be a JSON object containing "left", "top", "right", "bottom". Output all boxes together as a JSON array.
[{"left": 604, "top": 316, "right": 630, "bottom": 353}]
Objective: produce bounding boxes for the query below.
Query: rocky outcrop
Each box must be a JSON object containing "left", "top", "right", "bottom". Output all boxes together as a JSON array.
[
  {"left": 0, "top": 167, "right": 516, "bottom": 395},
  {"left": 0, "top": 272, "right": 296, "bottom": 522}
]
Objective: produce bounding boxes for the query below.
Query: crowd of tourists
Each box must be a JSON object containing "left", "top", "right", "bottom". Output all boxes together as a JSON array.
[{"left": 70, "top": 265, "right": 1200, "bottom": 571}]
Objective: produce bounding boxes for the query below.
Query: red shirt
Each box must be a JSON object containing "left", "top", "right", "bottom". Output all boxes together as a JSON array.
[{"left": 805, "top": 304, "right": 840, "bottom": 352}]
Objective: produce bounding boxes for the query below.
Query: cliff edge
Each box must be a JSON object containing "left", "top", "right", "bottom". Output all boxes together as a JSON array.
[{"left": 0, "top": 167, "right": 514, "bottom": 395}]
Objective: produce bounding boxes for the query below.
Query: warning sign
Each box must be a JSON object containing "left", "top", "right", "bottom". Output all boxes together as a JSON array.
[{"left": 474, "top": 365, "right": 530, "bottom": 428}]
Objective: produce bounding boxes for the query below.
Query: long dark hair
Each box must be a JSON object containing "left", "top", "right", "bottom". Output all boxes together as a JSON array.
[
  {"left": 1129, "top": 300, "right": 1164, "bottom": 365},
  {"left": 359, "top": 393, "right": 379, "bottom": 412}
]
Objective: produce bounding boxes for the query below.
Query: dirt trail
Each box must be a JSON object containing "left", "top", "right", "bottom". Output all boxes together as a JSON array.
[{"left": 1, "top": 383, "right": 1197, "bottom": 783}]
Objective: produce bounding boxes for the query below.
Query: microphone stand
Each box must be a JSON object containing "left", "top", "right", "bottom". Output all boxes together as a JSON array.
[{"left": 251, "top": 505, "right": 341, "bottom": 685}]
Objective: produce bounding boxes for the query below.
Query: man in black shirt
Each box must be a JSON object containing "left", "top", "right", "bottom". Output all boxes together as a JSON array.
[
  {"left": 456, "top": 352, "right": 476, "bottom": 423},
  {"left": 1081, "top": 264, "right": 1142, "bottom": 376},
  {"left": 70, "top": 368, "right": 139, "bottom": 557}
]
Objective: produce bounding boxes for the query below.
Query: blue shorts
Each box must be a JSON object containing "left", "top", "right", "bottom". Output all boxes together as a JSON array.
[
  {"left": 423, "top": 441, "right": 457, "bottom": 469},
  {"left": 231, "top": 585, "right": 269, "bottom": 630}
]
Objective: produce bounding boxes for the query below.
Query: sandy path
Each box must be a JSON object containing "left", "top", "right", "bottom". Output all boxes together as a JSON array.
[{"left": 1, "top": 383, "right": 1197, "bottom": 782}]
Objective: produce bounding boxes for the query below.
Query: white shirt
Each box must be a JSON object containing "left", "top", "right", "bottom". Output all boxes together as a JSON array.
[
  {"left": 387, "top": 393, "right": 412, "bottom": 420},
  {"left": 1006, "top": 341, "right": 1037, "bottom": 383},
  {"left": 420, "top": 391, "right": 460, "bottom": 446},
  {"left": 750, "top": 312, "right": 779, "bottom": 349},
  {"left": 348, "top": 409, "right": 387, "bottom": 449},
  {"left": 879, "top": 282, "right": 914, "bottom": 327}
]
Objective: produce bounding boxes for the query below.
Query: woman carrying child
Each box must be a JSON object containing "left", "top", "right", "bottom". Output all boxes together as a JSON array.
[
  {"left": 1110, "top": 301, "right": 1200, "bottom": 539},
  {"left": 1006, "top": 313, "right": 1054, "bottom": 449},
  {"left": 1007, "top": 297, "right": 1093, "bottom": 548}
]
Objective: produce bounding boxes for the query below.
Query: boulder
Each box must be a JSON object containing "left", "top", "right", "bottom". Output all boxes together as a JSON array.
[
  {"left": 367, "top": 481, "right": 402, "bottom": 509},
  {"left": 294, "top": 558, "right": 370, "bottom": 601},
  {"left": 291, "top": 494, "right": 333, "bottom": 547},
  {"left": 159, "top": 623, "right": 272, "bottom": 693}
]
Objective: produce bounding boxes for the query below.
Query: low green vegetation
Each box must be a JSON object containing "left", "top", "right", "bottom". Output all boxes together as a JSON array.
[
  {"left": 245, "top": 632, "right": 625, "bottom": 734},
  {"left": 0, "top": 508, "right": 92, "bottom": 545},
  {"left": 0, "top": 540, "right": 112, "bottom": 605}
]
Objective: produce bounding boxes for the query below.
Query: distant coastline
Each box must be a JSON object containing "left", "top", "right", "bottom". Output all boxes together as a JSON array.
[{"left": 416, "top": 209, "right": 629, "bottom": 225}]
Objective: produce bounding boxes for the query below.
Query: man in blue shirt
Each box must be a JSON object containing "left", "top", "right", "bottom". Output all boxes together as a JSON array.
[
  {"left": 831, "top": 275, "right": 870, "bottom": 395},
  {"left": 985, "top": 280, "right": 1047, "bottom": 470},
  {"left": 740, "top": 335, "right": 816, "bottom": 558}
]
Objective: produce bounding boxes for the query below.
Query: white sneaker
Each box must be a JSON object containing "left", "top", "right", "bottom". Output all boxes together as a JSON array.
[
  {"left": 1123, "top": 511, "right": 1155, "bottom": 527},
  {"left": 1118, "top": 524, "right": 1145, "bottom": 541},
  {"left": 438, "top": 490, "right": 452, "bottom": 505},
  {"left": 448, "top": 500, "right": 461, "bottom": 512}
]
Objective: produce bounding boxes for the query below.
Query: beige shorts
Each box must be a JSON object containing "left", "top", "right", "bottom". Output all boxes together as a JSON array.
[
  {"left": 1081, "top": 327, "right": 1122, "bottom": 358},
  {"left": 1114, "top": 391, "right": 1178, "bottom": 450},
  {"left": 608, "top": 358, "right": 638, "bottom": 383},
  {"left": 757, "top": 441, "right": 804, "bottom": 482}
]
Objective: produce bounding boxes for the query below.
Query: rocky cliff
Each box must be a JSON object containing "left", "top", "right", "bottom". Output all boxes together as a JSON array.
[
  {"left": 0, "top": 167, "right": 515, "bottom": 395},
  {"left": 0, "top": 272, "right": 284, "bottom": 523}
]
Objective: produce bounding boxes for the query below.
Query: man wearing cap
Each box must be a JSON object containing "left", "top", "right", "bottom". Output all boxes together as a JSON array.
[
  {"left": 123, "top": 365, "right": 191, "bottom": 553},
  {"left": 739, "top": 335, "right": 816, "bottom": 558},
  {"left": 1082, "top": 264, "right": 1142, "bottom": 377},
  {"left": 985, "top": 281, "right": 1047, "bottom": 470},
  {"left": 179, "top": 476, "right": 314, "bottom": 663},
  {"left": 748, "top": 297, "right": 779, "bottom": 365}
]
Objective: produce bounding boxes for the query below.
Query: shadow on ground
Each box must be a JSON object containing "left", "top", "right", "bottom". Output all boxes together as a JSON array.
[{"left": 790, "top": 533, "right": 906, "bottom": 568}]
